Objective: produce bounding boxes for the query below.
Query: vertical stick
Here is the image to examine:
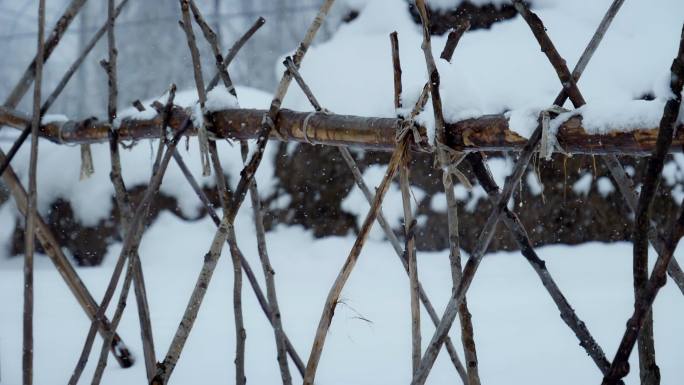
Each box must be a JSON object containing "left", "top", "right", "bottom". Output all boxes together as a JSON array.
[
  {"left": 23, "top": 1, "right": 45, "bottom": 384},
  {"left": 391, "top": 31, "right": 420, "bottom": 375},
  {"left": 413, "top": 2, "right": 481, "bottom": 383}
]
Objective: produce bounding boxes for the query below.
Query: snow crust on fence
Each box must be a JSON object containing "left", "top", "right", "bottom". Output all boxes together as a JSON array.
[{"left": 282, "top": 0, "right": 684, "bottom": 143}]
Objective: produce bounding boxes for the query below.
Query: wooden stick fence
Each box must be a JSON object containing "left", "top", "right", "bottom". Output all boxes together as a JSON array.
[{"left": 1, "top": 1, "right": 684, "bottom": 385}]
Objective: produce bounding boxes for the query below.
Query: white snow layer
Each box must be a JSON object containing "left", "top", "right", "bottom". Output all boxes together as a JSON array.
[{"left": 281, "top": 0, "right": 684, "bottom": 141}]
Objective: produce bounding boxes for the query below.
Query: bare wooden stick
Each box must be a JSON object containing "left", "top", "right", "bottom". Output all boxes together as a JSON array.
[
  {"left": 400, "top": 153, "right": 421, "bottom": 374},
  {"left": 0, "top": 0, "right": 131, "bottom": 178},
  {"left": 170, "top": 149, "right": 307, "bottom": 376},
  {"left": 303, "top": 139, "right": 408, "bottom": 385},
  {"left": 513, "top": 0, "right": 585, "bottom": 107},
  {"left": 23, "top": 1, "right": 45, "bottom": 383},
  {"left": 390, "top": 30, "right": 421, "bottom": 375},
  {"left": 206, "top": 17, "right": 266, "bottom": 92},
  {"left": 180, "top": 1, "right": 248, "bottom": 381},
  {"left": 3, "top": 0, "right": 88, "bottom": 109},
  {"left": 603, "top": 23, "right": 684, "bottom": 385},
  {"left": 89, "top": 4, "right": 158, "bottom": 381},
  {"left": 411, "top": 1, "right": 623, "bottom": 383},
  {"left": 414, "top": 3, "right": 480, "bottom": 383}
]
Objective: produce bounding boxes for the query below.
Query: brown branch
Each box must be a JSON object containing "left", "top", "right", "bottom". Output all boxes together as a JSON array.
[
  {"left": 392, "top": 30, "right": 421, "bottom": 376},
  {"left": 603, "top": 23, "right": 684, "bottom": 385},
  {"left": 7, "top": 104, "right": 684, "bottom": 155},
  {"left": 513, "top": 0, "right": 585, "bottom": 107},
  {"left": 390, "top": 31, "right": 402, "bottom": 109},
  {"left": 411, "top": 1, "right": 623, "bottom": 383},
  {"left": 206, "top": 16, "right": 266, "bottom": 92},
  {"left": 23, "top": 1, "right": 46, "bottom": 383},
  {"left": 440, "top": 20, "right": 470, "bottom": 62}
]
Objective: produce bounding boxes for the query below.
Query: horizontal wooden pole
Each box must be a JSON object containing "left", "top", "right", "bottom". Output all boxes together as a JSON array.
[{"left": 1, "top": 105, "right": 682, "bottom": 155}]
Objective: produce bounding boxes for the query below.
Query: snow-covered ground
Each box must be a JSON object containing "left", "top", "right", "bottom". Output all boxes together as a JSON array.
[{"left": 1, "top": 209, "right": 683, "bottom": 385}]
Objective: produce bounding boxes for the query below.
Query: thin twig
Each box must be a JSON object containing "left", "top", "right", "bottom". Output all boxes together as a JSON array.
[
  {"left": 89, "top": 3, "right": 158, "bottom": 381},
  {"left": 414, "top": 3, "right": 480, "bottom": 383},
  {"left": 411, "top": 1, "right": 623, "bottom": 383},
  {"left": 206, "top": 17, "right": 266, "bottom": 92},
  {"left": 603, "top": 23, "right": 684, "bottom": 385},
  {"left": 391, "top": 31, "right": 420, "bottom": 375},
  {"left": 23, "top": 1, "right": 45, "bottom": 384}
]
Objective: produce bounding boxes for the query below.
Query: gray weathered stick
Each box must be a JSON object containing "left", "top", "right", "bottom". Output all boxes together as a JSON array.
[
  {"left": 414, "top": 3, "right": 480, "bottom": 383},
  {"left": 23, "top": 1, "right": 45, "bottom": 384},
  {"left": 391, "top": 31, "right": 421, "bottom": 375}
]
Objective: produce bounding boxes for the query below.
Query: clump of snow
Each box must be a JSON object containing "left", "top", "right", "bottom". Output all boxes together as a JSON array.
[
  {"left": 341, "top": 164, "right": 425, "bottom": 240},
  {"left": 41, "top": 114, "right": 68, "bottom": 124},
  {"left": 572, "top": 173, "right": 592, "bottom": 196},
  {"left": 526, "top": 171, "right": 544, "bottom": 196},
  {"left": 596, "top": 176, "right": 615, "bottom": 197},
  {"left": 507, "top": 107, "right": 541, "bottom": 139},
  {"left": 205, "top": 84, "right": 239, "bottom": 112}
]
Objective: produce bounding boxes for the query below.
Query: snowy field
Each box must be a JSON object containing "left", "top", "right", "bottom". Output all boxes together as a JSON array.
[{"left": 1, "top": 209, "right": 684, "bottom": 384}]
